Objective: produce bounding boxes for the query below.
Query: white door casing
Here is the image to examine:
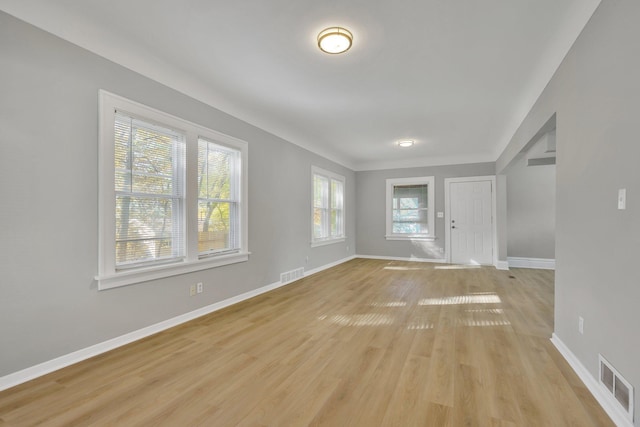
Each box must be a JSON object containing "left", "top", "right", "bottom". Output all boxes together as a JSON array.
[{"left": 445, "top": 176, "right": 497, "bottom": 266}]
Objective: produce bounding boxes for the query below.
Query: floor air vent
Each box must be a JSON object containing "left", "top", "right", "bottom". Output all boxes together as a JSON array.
[
  {"left": 599, "top": 354, "right": 634, "bottom": 422},
  {"left": 280, "top": 267, "right": 304, "bottom": 284}
]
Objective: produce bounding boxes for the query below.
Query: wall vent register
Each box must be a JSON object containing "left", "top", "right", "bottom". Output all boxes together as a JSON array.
[
  {"left": 280, "top": 267, "right": 304, "bottom": 284},
  {"left": 599, "top": 354, "right": 634, "bottom": 422}
]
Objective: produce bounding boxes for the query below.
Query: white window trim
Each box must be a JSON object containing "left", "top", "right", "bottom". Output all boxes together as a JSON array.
[
  {"left": 311, "top": 166, "right": 346, "bottom": 247},
  {"left": 311, "top": 237, "right": 346, "bottom": 248},
  {"left": 96, "top": 90, "right": 249, "bottom": 290},
  {"left": 385, "top": 176, "right": 435, "bottom": 241}
]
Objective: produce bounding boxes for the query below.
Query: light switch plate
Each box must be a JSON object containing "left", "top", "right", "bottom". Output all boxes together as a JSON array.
[
  {"left": 437, "top": 212, "right": 444, "bottom": 218},
  {"left": 618, "top": 188, "right": 626, "bottom": 210}
]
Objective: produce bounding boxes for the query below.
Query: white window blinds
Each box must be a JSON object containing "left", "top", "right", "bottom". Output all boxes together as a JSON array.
[
  {"left": 98, "top": 91, "right": 249, "bottom": 289},
  {"left": 392, "top": 184, "right": 428, "bottom": 234},
  {"left": 114, "top": 112, "right": 185, "bottom": 268},
  {"left": 385, "top": 176, "right": 434, "bottom": 240}
]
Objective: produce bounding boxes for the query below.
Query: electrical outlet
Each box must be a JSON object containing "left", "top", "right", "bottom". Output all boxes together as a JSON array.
[
  {"left": 305, "top": 256, "right": 309, "bottom": 264},
  {"left": 618, "top": 188, "right": 626, "bottom": 210},
  {"left": 578, "top": 316, "right": 584, "bottom": 334},
  {"left": 346, "top": 245, "right": 349, "bottom": 252},
  {"left": 197, "top": 282, "right": 203, "bottom": 294},
  {"left": 439, "top": 247, "right": 445, "bottom": 253},
  {"left": 189, "top": 284, "right": 196, "bottom": 297}
]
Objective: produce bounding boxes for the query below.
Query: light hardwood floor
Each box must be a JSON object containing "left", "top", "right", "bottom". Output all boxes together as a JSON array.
[{"left": 0, "top": 259, "right": 614, "bottom": 426}]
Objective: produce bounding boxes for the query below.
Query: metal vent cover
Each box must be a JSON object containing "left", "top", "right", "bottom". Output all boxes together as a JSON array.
[
  {"left": 599, "top": 354, "right": 634, "bottom": 422},
  {"left": 280, "top": 267, "right": 304, "bottom": 284}
]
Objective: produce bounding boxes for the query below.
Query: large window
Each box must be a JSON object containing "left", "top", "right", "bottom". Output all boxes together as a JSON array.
[
  {"left": 98, "top": 91, "right": 248, "bottom": 290},
  {"left": 385, "top": 176, "right": 435, "bottom": 240},
  {"left": 312, "top": 166, "right": 345, "bottom": 246}
]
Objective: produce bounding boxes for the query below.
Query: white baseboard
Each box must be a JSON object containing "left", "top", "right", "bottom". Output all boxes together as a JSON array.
[
  {"left": 356, "top": 254, "right": 447, "bottom": 264},
  {"left": 495, "top": 260, "right": 510, "bottom": 270},
  {"left": 0, "top": 255, "right": 355, "bottom": 392},
  {"left": 304, "top": 255, "right": 356, "bottom": 277},
  {"left": 358, "top": 254, "right": 512, "bottom": 272},
  {"left": 508, "top": 257, "right": 555, "bottom": 270},
  {"left": 550, "top": 334, "right": 633, "bottom": 427}
]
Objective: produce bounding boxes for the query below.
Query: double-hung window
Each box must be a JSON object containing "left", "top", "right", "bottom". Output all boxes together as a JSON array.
[
  {"left": 312, "top": 166, "right": 345, "bottom": 246},
  {"left": 114, "top": 113, "right": 185, "bottom": 268},
  {"left": 97, "top": 91, "right": 248, "bottom": 290},
  {"left": 385, "top": 176, "right": 435, "bottom": 240},
  {"left": 197, "top": 138, "right": 241, "bottom": 255}
]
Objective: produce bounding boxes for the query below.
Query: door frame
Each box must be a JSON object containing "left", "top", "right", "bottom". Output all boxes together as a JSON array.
[{"left": 444, "top": 175, "right": 497, "bottom": 266}]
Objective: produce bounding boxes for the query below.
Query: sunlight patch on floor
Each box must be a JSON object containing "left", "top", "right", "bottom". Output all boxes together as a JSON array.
[
  {"left": 406, "top": 323, "right": 435, "bottom": 330},
  {"left": 419, "top": 293, "right": 501, "bottom": 306},
  {"left": 370, "top": 301, "right": 407, "bottom": 307},
  {"left": 383, "top": 266, "right": 426, "bottom": 271},
  {"left": 464, "top": 308, "right": 504, "bottom": 314},
  {"left": 459, "top": 319, "right": 511, "bottom": 327},
  {"left": 318, "top": 313, "right": 395, "bottom": 327}
]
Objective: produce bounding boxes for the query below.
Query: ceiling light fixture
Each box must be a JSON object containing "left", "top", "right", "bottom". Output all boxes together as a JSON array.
[
  {"left": 397, "top": 140, "right": 415, "bottom": 148},
  {"left": 317, "top": 27, "right": 353, "bottom": 54}
]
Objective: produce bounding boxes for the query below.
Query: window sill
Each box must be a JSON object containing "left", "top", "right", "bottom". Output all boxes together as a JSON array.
[
  {"left": 311, "top": 237, "right": 346, "bottom": 248},
  {"left": 96, "top": 252, "right": 250, "bottom": 290},
  {"left": 385, "top": 235, "right": 436, "bottom": 241}
]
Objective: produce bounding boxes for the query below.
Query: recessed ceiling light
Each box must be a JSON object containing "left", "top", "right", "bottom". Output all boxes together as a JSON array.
[
  {"left": 318, "top": 27, "right": 353, "bottom": 54},
  {"left": 397, "top": 140, "right": 415, "bottom": 148}
]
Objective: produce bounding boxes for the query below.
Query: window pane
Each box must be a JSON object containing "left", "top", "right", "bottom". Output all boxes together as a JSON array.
[
  {"left": 331, "top": 179, "right": 344, "bottom": 209},
  {"left": 198, "top": 200, "right": 238, "bottom": 253},
  {"left": 392, "top": 184, "right": 428, "bottom": 234},
  {"left": 198, "top": 138, "right": 240, "bottom": 255},
  {"left": 131, "top": 127, "right": 174, "bottom": 195},
  {"left": 330, "top": 208, "right": 343, "bottom": 236},
  {"left": 314, "top": 207, "right": 328, "bottom": 239},
  {"left": 114, "top": 119, "right": 131, "bottom": 192},
  {"left": 313, "top": 169, "right": 345, "bottom": 241},
  {"left": 330, "top": 179, "right": 344, "bottom": 237},
  {"left": 199, "top": 141, "right": 232, "bottom": 200},
  {"left": 393, "top": 184, "right": 427, "bottom": 204},
  {"left": 115, "top": 196, "right": 180, "bottom": 264},
  {"left": 313, "top": 174, "right": 328, "bottom": 239},
  {"left": 314, "top": 175, "right": 329, "bottom": 208},
  {"left": 399, "top": 197, "right": 419, "bottom": 209},
  {"left": 114, "top": 112, "right": 184, "bottom": 268},
  {"left": 115, "top": 114, "right": 182, "bottom": 195},
  {"left": 393, "top": 221, "right": 421, "bottom": 234}
]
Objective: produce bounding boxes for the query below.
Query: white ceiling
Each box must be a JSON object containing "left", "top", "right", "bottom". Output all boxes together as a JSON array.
[{"left": 0, "top": 0, "right": 601, "bottom": 170}]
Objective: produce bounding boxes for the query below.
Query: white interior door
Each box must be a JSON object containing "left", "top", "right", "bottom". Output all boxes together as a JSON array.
[{"left": 449, "top": 180, "right": 493, "bottom": 265}]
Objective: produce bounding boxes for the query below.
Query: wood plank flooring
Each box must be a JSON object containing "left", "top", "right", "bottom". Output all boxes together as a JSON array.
[{"left": 0, "top": 259, "right": 614, "bottom": 426}]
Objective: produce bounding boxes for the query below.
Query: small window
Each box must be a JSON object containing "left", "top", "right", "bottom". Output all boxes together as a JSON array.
[
  {"left": 312, "top": 167, "right": 345, "bottom": 246},
  {"left": 385, "top": 176, "right": 435, "bottom": 240}
]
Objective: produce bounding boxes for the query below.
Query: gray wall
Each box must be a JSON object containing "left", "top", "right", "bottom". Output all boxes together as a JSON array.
[
  {"left": 355, "top": 163, "right": 495, "bottom": 259},
  {"left": 0, "top": 12, "right": 355, "bottom": 376},
  {"left": 505, "top": 154, "right": 556, "bottom": 259},
  {"left": 497, "top": 1, "right": 640, "bottom": 423}
]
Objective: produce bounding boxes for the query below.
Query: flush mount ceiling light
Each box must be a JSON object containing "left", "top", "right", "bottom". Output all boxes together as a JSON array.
[
  {"left": 397, "top": 140, "right": 415, "bottom": 148},
  {"left": 317, "top": 27, "right": 353, "bottom": 54}
]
